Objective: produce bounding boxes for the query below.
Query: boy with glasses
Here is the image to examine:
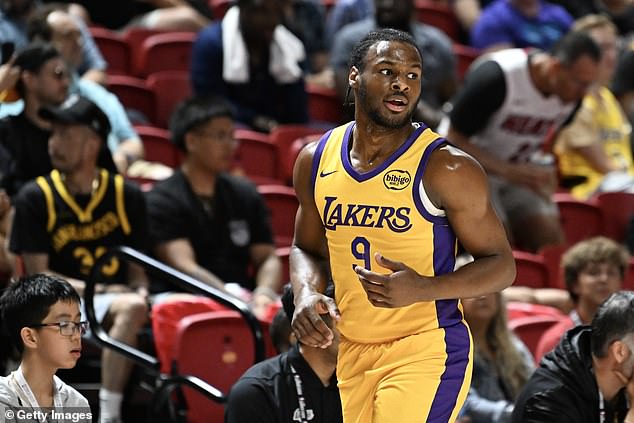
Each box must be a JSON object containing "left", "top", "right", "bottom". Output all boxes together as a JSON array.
[{"left": 0, "top": 273, "right": 92, "bottom": 422}]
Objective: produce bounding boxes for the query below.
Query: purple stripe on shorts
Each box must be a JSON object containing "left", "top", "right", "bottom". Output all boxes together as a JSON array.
[{"left": 427, "top": 224, "right": 470, "bottom": 422}]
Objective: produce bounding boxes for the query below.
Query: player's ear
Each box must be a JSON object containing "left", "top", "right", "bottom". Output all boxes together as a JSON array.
[{"left": 349, "top": 66, "right": 360, "bottom": 88}]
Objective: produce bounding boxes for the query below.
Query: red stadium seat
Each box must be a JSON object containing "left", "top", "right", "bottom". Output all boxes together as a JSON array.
[
  {"left": 595, "top": 191, "right": 634, "bottom": 242},
  {"left": 270, "top": 125, "right": 324, "bottom": 183},
  {"left": 506, "top": 301, "right": 566, "bottom": 322},
  {"left": 306, "top": 83, "right": 344, "bottom": 125},
  {"left": 512, "top": 250, "right": 550, "bottom": 289},
  {"left": 415, "top": 0, "right": 461, "bottom": 42},
  {"left": 136, "top": 32, "right": 197, "bottom": 77},
  {"left": 538, "top": 243, "right": 567, "bottom": 289},
  {"left": 257, "top": 184, "right": 299, "bottom": 248},
  {"left": 134, "top": 125, "right": 182, "bottom": 168},
  {"left": 90, "top": 27, "right": 130, "bottom": 75},
  {"left": 147, "top": 71, "right": 192, "bottom": 129},
  {"left": 554, "top": 193, "right": 604, "bottom": 247},
  {"left": 107, "top": 75, "right": 156, "bottom": 125},
  {"left": 233, "top": 129, "right": 282, "bottom": 185},
  {"left": 121, "top": 28, "right": 166, "bottom": 76},
  {"left": 508, "top": 314, "right": 566, "bottom": 363}
]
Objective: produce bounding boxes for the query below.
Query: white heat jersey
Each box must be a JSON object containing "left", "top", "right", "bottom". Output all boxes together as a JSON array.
[{"left": 471, "top": 49, "right": 576, "bottom": 163}]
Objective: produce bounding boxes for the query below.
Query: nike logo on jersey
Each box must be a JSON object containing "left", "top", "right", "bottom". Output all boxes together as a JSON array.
[{"left": 320, "top": 170, "right": 338, "bottom": 177}]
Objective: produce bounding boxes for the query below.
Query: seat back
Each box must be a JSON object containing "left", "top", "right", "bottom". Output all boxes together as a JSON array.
[
  {"left": 596, "top": 191, "right": 634, "bottom": 242},
  {"left": 174, "top": 310, "right": 258, "bottom": 423},
  {"left": 107, "top": 75, "right": 156, "bottom": 124},
  {"left": 554, "top": 193, "right": 604, "bottom": 247},
  {"left": 147, "top": 71, "right": 192, "bottom": 129},
  {"left": 233, "top": 130, "right": 281, "bottom": 185},
  {"left": 134, "top": 125, "right": 182, "bottom": 168},
  {"left": 306, "top": 83, "right": 344, "bottom": 125},
  {"left": 415, "top": 0, "right": 461, "bottom": 42},
  {"left": 506, "top": 301, "right": 566, "bottom": 322},
  {"left": 90, "top": 27, "right": 130, "bottom": 75},
  {"left": 269, "top": 125, "right": 324, "bottom": 183},
  {"left": 538, "top": 243, "right": 567, "bottom": 289},
  {"left": 137, "top": 32, "right": 197, "bottom": 77},
  {"left": 257, "top": 185, "right": 299, "bottom": 248},
  {"left": 508, "top": 315, "right": 565, "bottom": 361},
  {"left": 512, "top": 250, "right": 550, "bottom": 289}
]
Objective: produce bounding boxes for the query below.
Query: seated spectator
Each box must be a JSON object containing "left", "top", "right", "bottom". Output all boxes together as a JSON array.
[
  {"left": 330, "top": 0, "right": 457, "bottom": 129},
  {"left": 27, "top": 8, "right": 144, "bottom": 173},
  {"left": 460, "top": 292, "right": 534, "bottom": 423},
  {"left": 512, "top": 291, "right": 634, "bottom": 422},
  {"left": 56, "top": 0, "right": 211, "bottom": 32},
  {"left": 225, "top": 284, "right": 342, "bottom": 423},
  {"left": 554, "top": 15, "right": 634, "bottom": 199},
  {"left": 9, "top": 95, "right": 150, "bottom": 423},
  {"left": 0, "top": 44, "right": 116, "bottom": 200},
  {"left": 445, "top": 31, "right": 601, "bottom": 252},
  {"left": 535, "top": 236, "right": 627, "bottom": 361},
  {"left": 0, "top": 0, "right": 106, "bottom": 84},
  {"left": 190, "top": 0, "right": 308, "bottom": 133},
  {"left": 146, "top": 96, "right": 283, "bottom": 319},
  {"left": 0, "top": 274, "right": 91, "bottom": 421},
  {"left": 470, "top": 0, "right": 573, "bottom": 53}
]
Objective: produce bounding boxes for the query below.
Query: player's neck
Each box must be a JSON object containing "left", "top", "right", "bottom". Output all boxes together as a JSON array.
[
  {"left": 182, "top": 162, "right": 216, "bottom": 196},
  {"left": 20, "top": 356, "right": 56, "bottom": 407},
  {"left": 350, "top": 121, "right": 414, "bottom": 168},
  {"left": 576, "top": 301, "right": 598, "bottom": 325}
]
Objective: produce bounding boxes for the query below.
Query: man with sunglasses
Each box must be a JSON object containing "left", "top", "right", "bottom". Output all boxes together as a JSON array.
[{"left": 0, "top": 273, "right": 92, "bottom": 422}]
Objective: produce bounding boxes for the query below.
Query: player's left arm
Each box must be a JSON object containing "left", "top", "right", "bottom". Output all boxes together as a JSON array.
[{"left": 355, "top": 144, "right": 515, "bottom": 307}]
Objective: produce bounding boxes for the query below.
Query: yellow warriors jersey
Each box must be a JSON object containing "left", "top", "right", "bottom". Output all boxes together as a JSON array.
[
  {"left": 313, "top": 122, "right": 466, "bottom": 343},
  {"left": 555, "top": 86, "right": 634, "bottom": 199},
  {"left": 35, "top": 169, "right": 135, "bottom": 284}
]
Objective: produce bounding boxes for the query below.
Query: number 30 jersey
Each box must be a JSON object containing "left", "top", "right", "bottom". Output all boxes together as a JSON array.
[{"left": 312, "top": 122, "right": 464, "bottom": 343}]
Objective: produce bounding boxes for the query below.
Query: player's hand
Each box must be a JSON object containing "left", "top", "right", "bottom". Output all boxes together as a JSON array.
[
  {"left": 355, "top": 252, "right": 426, "bottom": 308},
  {"left": 291, "top": 290, "right": 340, "bottom": 349}
]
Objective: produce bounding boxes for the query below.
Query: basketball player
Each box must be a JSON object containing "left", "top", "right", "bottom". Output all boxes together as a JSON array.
[{"left": 289, "top": 28, "right": 516, "bottom": 423}]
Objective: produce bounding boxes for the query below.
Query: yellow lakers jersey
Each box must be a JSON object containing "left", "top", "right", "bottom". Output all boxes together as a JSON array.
[
  {"left": 313, "top": 122, "right": 463, "bottom": 343},
  {"left": 555, "top": 87, "right": 634, "bottom": 199}
]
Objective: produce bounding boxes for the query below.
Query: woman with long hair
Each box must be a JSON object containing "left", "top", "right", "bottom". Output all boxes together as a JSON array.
[{"left": 459, "top": 292, "right": 534, "bottom": 422}]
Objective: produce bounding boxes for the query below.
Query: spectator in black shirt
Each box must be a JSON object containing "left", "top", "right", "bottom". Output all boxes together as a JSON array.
[
  {"left": 225, "top": 284, "right": 342, "bottom": 423},
  {"left": 146, "top": 96, "right": 282, "bottom": 319}
]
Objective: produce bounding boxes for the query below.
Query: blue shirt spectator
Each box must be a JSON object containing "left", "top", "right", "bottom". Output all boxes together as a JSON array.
[{"left": 470, "top": 0, "right": 573, "bottom": 52}]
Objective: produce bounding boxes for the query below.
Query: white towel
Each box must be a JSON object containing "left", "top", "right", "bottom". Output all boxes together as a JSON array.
[{"left": 221, "top": 6, "right": 306, "bottom": 84}]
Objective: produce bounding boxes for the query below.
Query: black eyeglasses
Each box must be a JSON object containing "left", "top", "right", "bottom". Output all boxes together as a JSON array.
[{"left": 29, "top": 321, "right": 88, "bottom": 336}]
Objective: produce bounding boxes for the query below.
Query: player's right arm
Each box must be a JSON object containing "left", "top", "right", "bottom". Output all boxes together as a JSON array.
[{"left": 290, "top": 141, "right": 340, "bottom": 348}]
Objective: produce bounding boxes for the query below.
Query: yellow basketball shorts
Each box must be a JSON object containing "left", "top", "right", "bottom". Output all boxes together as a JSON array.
[{"left": 336, "top": 322, "right": 473, "bottom": 423}]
